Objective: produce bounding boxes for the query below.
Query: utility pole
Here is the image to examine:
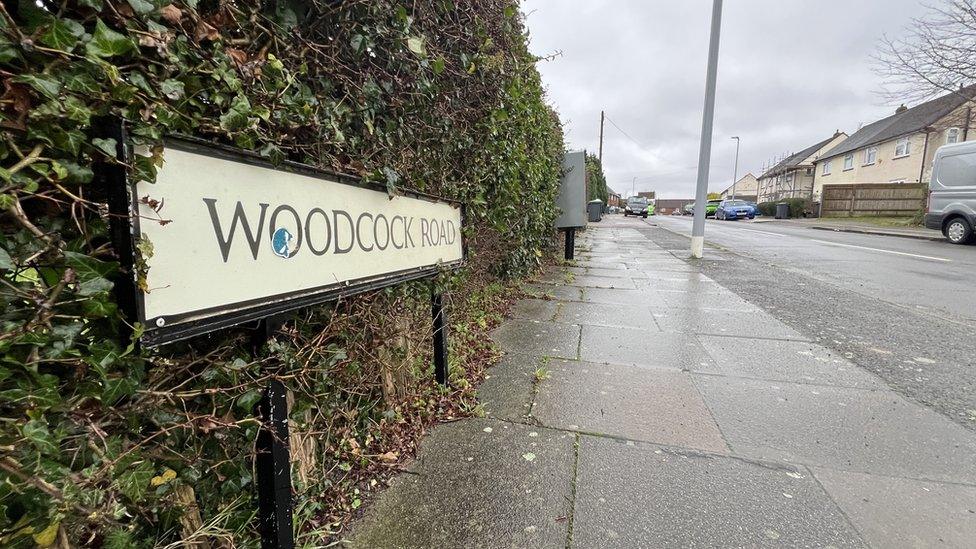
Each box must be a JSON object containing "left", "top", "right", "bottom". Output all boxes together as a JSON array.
[
  {"left": 730, "top": 136, "right": 740, "bottom": 201},
  {"left": 599, "top": 111, "right": 605, "bottom": 164},
  {"left": 691, "top": 0, "right": 724, "bottom": 259},
  {"left": 632, "top": 176, "right": 636, "bottom": 197}
]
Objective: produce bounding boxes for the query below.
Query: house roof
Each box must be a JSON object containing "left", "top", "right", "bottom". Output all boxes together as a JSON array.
[
  {"left": 762, "top": 134, "right": 842, "bottom": 178},
  {"left": 821, "top": 86, "right": 976, "bottom": 160}
]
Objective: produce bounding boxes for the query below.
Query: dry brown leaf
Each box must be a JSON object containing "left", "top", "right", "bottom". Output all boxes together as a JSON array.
[
  {"left": 160, "top": 4, "right": 183, "bottom": 24},
  {"left": 377, "top": 451, "right": 398, "bottom": 462},
  {"left": 194, "top": 20, "right": 219, "bottom": 43},
  {"left": 226, "top": 48, "right": 248, "bottom": 67}
]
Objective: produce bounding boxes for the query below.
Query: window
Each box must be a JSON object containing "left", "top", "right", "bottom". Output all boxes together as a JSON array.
[
  {"left": 936, "top": 153, "right": 976, "bottom": 187},
  {"left": 894, "top": 137, "right": 911, "bottom": 158},
  {"left": 863, "top": 146, "right": 878, "bottom": 165},
  {"left": 822, "top": 160, "right": 832, "bottom": 175},
  {"left": 805, "top": 168, "right": 814, "bottom": 176},
  {"left": 947, "top": 127, "right": 961, "bottom": 144},
  {"left": 843, "top": 153, "right": 854, "bottom": 170}
]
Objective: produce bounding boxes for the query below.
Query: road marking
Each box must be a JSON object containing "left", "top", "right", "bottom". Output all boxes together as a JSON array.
[
  {"left": 726, "top": 226, "right": 787, "bottom": 237},
  {"left": 809, "top": 239, "right": 951, "bottom": 262}
]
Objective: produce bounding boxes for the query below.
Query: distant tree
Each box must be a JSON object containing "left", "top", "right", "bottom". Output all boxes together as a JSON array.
[
  {"left": 707, "top": 192, "right": 722, "bottom": 200},
  {"left": 875, "top": 0, "right": 976, "bottom": 102},
  {"left": 585, "top": 154, "right": 609, "bottom": 203}
]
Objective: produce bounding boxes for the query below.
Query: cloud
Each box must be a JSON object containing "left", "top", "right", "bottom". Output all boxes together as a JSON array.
[{"left": 523, "top": 0, "right": 931, "bottom": 198}]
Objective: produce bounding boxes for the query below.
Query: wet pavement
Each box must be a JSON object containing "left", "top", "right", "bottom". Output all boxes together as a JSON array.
[{"left": 345, "top": 216, "right": 976, "bottom": 548}]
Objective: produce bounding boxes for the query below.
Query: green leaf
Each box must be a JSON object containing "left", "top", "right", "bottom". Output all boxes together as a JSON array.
[
  {"left": 159, "top": 78, "right": 184, "bottom": 100},
  {"left": 91, "top": 137, "right": 118, "bottom": 158},
  {"left": 80, "top": 0, "right": 104, "bottom": 9},
  {"left": 40, "top": 18, "right": 85, "bottom": 51},
  {"left": 86, "top": 20, "right": 136, "bottom": 58},
  {"left": 11, "top": 74, "right": 61, "bottom": 99},
  {"left": 432, "top": 57, "right": 446, "bottom": 75},
  {"left": 78, "top": 277, "right": 114, "bottom": 296},
  {"left": 116, "top": 460, "right": 154, "bottom": 501},
  {"left": 126, "top": 0, "right": 154, "bottom": 15},
  {"left": 407, "top": 36, "right": 425, "bottom": 56},
  {"left": 0, "top": 246, "right": 14, "bottom": 270},
  {"left": 219, "top": 94, "right": 252, "bottom": 132},
  {"left": 350, "top": 34, "right": 366, "bottom": 54},
  {"left": 64, "top": 251, "right": 117, "bottom": 281},
  {"left": 22, "top": 419, "right": 58, "bottom": 454}
]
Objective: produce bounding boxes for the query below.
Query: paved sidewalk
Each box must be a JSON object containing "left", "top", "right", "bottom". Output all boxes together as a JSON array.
[
  {"left": 760, "top": 217, "right": 943, "bottom": 241},
  {"left": 345, "top": 217, "right": 976, "bottom": 548}
]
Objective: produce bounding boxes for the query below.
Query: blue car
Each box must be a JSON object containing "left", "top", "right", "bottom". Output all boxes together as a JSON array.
[{"left": 715, "top": 199, "right": 756, "bottom": 220}]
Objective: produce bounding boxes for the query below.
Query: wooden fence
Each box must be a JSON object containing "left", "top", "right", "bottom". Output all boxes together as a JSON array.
[{"left": 820, "top": 183, "right": 926, "bottom": 217}]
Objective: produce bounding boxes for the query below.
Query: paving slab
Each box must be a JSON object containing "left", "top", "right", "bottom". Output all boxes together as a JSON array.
[
  {"left": 478, "top": 353, "right": 541, "bottom": 421},
  {"left": 491, "top": 319, "right": 580, "bottom": 360},
  {"left": 579, "top": 325, "right": 713, "bottom": 369},
  {"left": 697, "top": 335, "right": 883, "bottom": 388},
  {"left": 578, "top": 287, "right": 668, "bottom": 307},
  {"left": 345, "top": 420, "right": 574, "bottom": 549},
  {"left": 565, "top": 266, "right": 647, "bottom": 279},
  {"left": 522, "top": 283, "right": 583, "bottom": 302},
  {"left": 555, "top": 301, "right": 658, "bottom": 329},
  {"left": 812, "top": 467, "right": 976, "bottom": 549},
  {"left": 532, "top": 359, "right": 727, "bottom": 452},
  {"left": 653, "top": 308, "right": 807, "bottom": 339},
  {"left": 564, "top": 274, "right": 638, "bottom": 290},
  {"left": 509, "top": 298, "right": 559, "bottom": 322},
  {"left": 695, "top": 375, "right": 976, "bottom": 483},
  {"left": 572, "top": 436, "right": 865, "bottom": 548}
]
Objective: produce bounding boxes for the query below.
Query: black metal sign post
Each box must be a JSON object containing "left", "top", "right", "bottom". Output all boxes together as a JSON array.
[
  {"left": 563, "top": 228, "right": 576, "bottom": 260},
  {"left": 431, "top": 289, "right": 448, "bottom": 385},
  {"left": 255, "top": 379, "right": 294, "bottom": 549}
]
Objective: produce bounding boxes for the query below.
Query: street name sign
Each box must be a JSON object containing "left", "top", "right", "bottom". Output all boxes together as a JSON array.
[{"left": 110, "top": 137, "right": 464, "bottom": 346}]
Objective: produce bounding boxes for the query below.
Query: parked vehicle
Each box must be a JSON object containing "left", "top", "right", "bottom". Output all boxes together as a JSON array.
[
  {"left": 925, "top": 141, "right": 976, "bottom": 244},
  {"left": 683, "top": 204, "right": 694, "bottom": 215},
  {"left": 670, "top": 209, "right": 683, "bottom": 216},
  {"left": 715, "top": 199, "right": 757, "bottom": 220},
  {"left": 624, "top": 197, "right": 649, "bottom": 218},
  {"left": 690, "top": 199, "right": 722, "bottom": 217}
]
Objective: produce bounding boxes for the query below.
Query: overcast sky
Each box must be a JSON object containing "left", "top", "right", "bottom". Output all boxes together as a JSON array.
[{"left": 522, "top": 0, "right": 934, "bottom": 198}]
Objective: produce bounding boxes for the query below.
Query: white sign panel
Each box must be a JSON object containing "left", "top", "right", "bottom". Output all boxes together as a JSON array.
[{"left": 128, "top": 140, "right": 464, "bottom": 344}]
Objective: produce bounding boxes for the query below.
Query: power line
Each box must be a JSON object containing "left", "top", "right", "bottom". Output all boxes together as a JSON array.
[{"left": 603, "top": 114, "right": 650, "bottom": 150}]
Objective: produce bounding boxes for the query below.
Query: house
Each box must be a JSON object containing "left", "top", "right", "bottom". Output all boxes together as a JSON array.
[
  {"left": 655, "top": 198, "right": 694, "bottom": 215},
  {"left": 637, "top": 191, "right": 656, "bottom": 200},
  {"left": 813, "top": 86, "right": 976, "bottom": 197},
  {"left": 757, "top": 132, "right": 848, "bottom": 203},
  {"left": 607, "top": 190, "right": 621, "bottom": 208},
  {"left": 719, "top": 173, "right": 759, "bottom": 202}
]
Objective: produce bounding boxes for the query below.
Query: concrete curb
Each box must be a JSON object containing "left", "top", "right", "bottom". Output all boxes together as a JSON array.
[{"left": 808, "top": 225, "right": 943, "bottom": 242}]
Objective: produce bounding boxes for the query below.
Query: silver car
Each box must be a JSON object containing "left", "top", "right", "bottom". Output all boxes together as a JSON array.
[{"left": 925, "top": 140, "right": 976, "bottom": 244}]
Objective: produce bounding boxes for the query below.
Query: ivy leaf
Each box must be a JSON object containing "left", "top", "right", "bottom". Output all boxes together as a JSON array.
[
  {"left": 22, "top": 419, "right": 57, "bottom": 454},
  {"left": 407, "top": 36, "right": 425, "bottom": 56},
  {"left": 126, "top": 0, "right": 155, "bottom": 15},
  {"left": 350, "top": 34, "right": 366, "bottom": 54},
  {"left": 160, "top": 78, "right": 185, "bottom": 100},
  {"left": 91, "top": 137, "right": 118, "bottom": 158},
  {"left": 382, "top": 167, "right": 400, "bottom": 198},
  {"left": 432, "top": 57, "right": 446, "bottom": 75},
  {"left": 115, "top": 460, "right": 154, "bottom": 501},
  {"left": 40, "top": 18, "right": 85, "bottom": 51},
  {"left": 86, "top": 20, "right": 136, "bottom": 58},
  {"left": 78, "top": 277, "right": 115, "bottom": 296},
  {"left": 80, "top": 0, "right": 104, "bottom": 9},
  {"left": 219, "top": 94, "right": 252, "bottom": 132},
  {"left": 0, "top": 246, "right": 14, "bottom": 270},
  {"left": 11, "top": 74, "right": 61, "bottom": 99},
  {"left": 64, "top": 251, "right": 116, "bottom": 282}
]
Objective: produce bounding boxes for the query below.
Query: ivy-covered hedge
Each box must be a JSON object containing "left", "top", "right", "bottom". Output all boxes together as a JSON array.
[{"left": 0, "top": 1, "right": 564, "bottom": 546}]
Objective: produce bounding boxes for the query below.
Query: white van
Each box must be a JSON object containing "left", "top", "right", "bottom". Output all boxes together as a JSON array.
[{"left": 925, "top": 140, "right": 976, "bottom": 244}]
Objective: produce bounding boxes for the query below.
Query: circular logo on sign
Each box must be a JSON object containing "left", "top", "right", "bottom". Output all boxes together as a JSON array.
[{"left": 271, "top": 227, "right": 295, "bottom": 259}]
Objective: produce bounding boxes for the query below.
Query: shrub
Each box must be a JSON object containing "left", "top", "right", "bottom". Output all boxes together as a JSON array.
[
  {"left": 0, "top": 1, "right": 563, "bottom": 546},
  {"left": 757, "top": 198, "right": 813, "bottom": 218}
]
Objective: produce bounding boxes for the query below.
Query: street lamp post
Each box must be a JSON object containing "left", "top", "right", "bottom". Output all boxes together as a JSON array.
[
  {"left": 690, "top": 0, "right": 724, "bottom": 259},
  {"left": 731, "top": 136, "right": 740, "bottom": 201}
]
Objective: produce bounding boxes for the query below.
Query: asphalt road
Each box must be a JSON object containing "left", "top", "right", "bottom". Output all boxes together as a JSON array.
[
  {"left": 624, "top": 214, "right": 976, "bottom": 431},
  {"left": 652, "top": 215, "right": 976, "bottom": 324}
]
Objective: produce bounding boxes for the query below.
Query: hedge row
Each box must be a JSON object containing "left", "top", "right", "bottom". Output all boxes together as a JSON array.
[{"left": 0, "top": 1, "right": 564, "bottom": 546}]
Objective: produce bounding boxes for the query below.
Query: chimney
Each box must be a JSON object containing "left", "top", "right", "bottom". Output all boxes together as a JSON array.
[{"left": 896, "top": 104, "right": 908, "bottom": 114}]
